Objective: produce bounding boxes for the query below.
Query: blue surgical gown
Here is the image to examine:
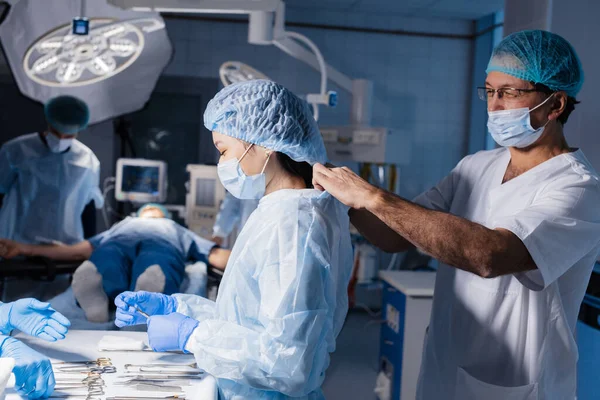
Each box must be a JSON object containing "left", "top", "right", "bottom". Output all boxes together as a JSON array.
[
  {"left": 0, "top": 133, "right": 103, "bottom": 245},
  {"left": 89, "top": 217, "right": 216, "bottom": 299},
  {"left": 212, "top": 191, "right": 259, "bottom": 238},
  {"left": 174, "top": 189, "right": 354, "bottom": 399}
]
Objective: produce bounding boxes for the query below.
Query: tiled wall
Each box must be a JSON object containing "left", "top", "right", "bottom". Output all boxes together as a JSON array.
[
  {"left": 0, "top": 10, "right": 475, "bottom": 200},
  {"left": 161, "top": 10, "right": 475, "bottom": 200}
]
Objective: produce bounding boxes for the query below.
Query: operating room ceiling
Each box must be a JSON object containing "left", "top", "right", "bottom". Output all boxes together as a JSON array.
[{"left": 285, "top": 0, "right": 504, "bottom": 20}]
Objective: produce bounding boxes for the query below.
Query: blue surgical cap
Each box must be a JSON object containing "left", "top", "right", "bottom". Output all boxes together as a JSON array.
[
  {"left": 204, "top": 80, "right": 327, "bottom": 165},
  {"left": 137, "top": 203, "right": 170, "bottom": 219},
  {"left": 44, "top": 95, "right": 90, "bottom": 134},
  {"left": 486, "top": 30, "right": 584, "bottom": 97}
]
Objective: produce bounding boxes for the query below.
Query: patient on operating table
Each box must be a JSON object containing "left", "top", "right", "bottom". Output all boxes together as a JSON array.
[{"left": 0, "top": 203, "right": 230, "bottom": 323}]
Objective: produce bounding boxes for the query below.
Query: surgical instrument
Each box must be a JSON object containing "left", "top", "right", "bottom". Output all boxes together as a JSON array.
[
  {"left": 134, "top": 384, "right": 184, "bottom": 393},
  {"left": 55, "top": 366, "right": 117, "bottom": 374},
  {"left": 124, "top": 363, "right": 197, "bottom": 369},
  {"left": 49, "top": 396, "right": 100, "bottom": 400},
  {"left": 124, "top": 365, "right": 201, "bottom": 374},
  {"left": 135, "top": 307, "right": 150, "bottom": 318},
  {"left": 54, "top": 381, "right": 105, "bottom": 389},
  {"left": 55, "top": 377, "right": 105, "bottom": 385},
  {"left": 121, "top": 373, "right": 202, "bottom": 380},
  {"left": 54, "top": 358, "right": 112, "bottom": 367},
  {"left": 53, "top": 387, "right": 105, "bottom": 396},
  {"left": 106, "top": 396, "right": 185, "bottom": 400},
  {"left": 124, "top": 301, "right": 150, "bottom": 318},
  {"left": 114, "top": 378, "right": 194, "bottom": 386},
  {"left": 55, "top": 372, "right": 103, "bottom": 382}
]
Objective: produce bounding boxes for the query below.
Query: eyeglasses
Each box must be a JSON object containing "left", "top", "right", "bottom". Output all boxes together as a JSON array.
[{"left": 477, "top": 87, "right": 541, "bottom": 102}]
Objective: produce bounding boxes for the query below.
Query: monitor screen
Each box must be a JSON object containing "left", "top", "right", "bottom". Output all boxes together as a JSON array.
[
  {"left": 121, "top": 165, "right": 160, "bottom": 195},
  {"left": 195, "top": 178, "right": 216, "bottom": 207}
]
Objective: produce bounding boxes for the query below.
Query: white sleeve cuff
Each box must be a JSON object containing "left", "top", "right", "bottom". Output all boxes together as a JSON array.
[{"left": 493, "top": 220, "right": 551, "bottom": 291}]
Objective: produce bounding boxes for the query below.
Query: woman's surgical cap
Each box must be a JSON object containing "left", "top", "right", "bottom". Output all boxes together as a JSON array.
[{"left": 204, "top": 80, "right": 327, "bottom": 165}]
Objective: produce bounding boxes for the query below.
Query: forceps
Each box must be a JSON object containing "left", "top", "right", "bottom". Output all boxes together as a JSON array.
[
  {"left": 55, "top": 373, "right": 103, "bottom": 383},
  {"left": 124, "top": 363, "right": 197, "bottom": 369},
  {"left": 124, "top": 363, "right": 200, "bottom": 374},
  {"left": 54, "top": 380, "right": 105, "bottom": 389},
  {"left": 106, "top": 396, "right": 185, "bottom": 400},
  {"left": 56, "top": 366, "right": 117, "bottom": 374},
  {"left": 55, "top": 377, "right": 104, "bottom": 385},
  {"left": 52, "top": 386, "right": 105, "bottom": 396}
]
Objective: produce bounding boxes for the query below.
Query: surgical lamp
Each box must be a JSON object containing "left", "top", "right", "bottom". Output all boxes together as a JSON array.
[
  {"left": 219, "top": 61, "right": 270, "bottom": 87},
  {"left": 0, "top": 0, "right": 173, "bottom": 125},
  {"left": 108, "top": 0, "right": 394, "bottom": 164},
  {"left": 109, "top": 0, "right": 341, "bottom": 120}
]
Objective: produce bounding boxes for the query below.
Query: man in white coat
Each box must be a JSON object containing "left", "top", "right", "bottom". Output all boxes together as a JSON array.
[{"left": 313, "top": 30, "right": 600, "bottom": 400}]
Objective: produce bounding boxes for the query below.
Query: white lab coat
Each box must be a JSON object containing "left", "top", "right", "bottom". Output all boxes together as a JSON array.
[{"left": 414, "top": 148, "right": 600, "bottom": 400}]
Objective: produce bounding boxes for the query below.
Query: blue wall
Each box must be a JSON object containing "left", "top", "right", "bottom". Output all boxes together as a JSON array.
[{"left": 162, "top": 9, "right": 474, "bottom": 200}]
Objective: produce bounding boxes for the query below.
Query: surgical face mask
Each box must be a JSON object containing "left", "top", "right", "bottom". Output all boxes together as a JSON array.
[
  {"left": 46, "top": 132, "right": 74, "bottom": 153},
  {"left": 217, "top": 144, "right": 271, "bottom": 200},
  {"left": 487, "top": 93, "right": 554, "bottom": 148}
]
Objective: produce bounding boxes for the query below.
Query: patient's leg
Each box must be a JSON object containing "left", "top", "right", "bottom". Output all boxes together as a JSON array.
[
  {"left": 131, "top": 242, "right": 185, "bottom": 295},
  {"left": 72, "top": 261, "right": 110, "bottom": 323},
  {"left": 73, "top": 243, "right": 131, "bottom": 322}
]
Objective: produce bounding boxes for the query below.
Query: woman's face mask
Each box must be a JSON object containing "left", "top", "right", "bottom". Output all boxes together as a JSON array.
[
  {"left": 217, "top": 144, "right": 271, "bottom": 200},
  {"left": 487, "top": 93, "right": 555, "bottom": 148}
]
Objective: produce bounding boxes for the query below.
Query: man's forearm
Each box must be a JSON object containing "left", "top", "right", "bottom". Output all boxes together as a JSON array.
[
  {"left": 22, "top": 241, "right": 93, "bottom": 261},
  {"left": 208, "top": 248, "right": 230, "bottom": 271},
  {"left": 366, "top": 189, "right": 532, "bottom": 277},
  {"left": 349, "top": 208, "right": 414, "bottom": 253}
]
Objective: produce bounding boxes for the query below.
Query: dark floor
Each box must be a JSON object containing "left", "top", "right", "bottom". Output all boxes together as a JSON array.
[{"left": 322, "top": 310, "right": 382, "bottom": 400}]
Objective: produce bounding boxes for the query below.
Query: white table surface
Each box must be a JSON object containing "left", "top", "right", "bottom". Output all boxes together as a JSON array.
[
  {"left": 378, "top": 270, "right": 436, "bottom": 297},
  {"left": 6, "top": 330, "right": 217, "bottom": 400}
]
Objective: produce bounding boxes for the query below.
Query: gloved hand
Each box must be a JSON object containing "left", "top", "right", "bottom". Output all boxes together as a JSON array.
[
  {"left": 0, "top": 336, "right": 55, "bottom": 399},
  {"left": 0, "top": 299, "right": 70, "bottom": 342},
  {"left": 147, "top": 312, "right": 199, "bottom": 352},
  {"left": 114, "top": 291, "right": 178, "bottom": 327}
]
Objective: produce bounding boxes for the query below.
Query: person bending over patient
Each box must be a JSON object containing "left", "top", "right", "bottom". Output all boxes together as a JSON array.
[{"left": 0, "top": 203, "right": 230, "bottom": 323}]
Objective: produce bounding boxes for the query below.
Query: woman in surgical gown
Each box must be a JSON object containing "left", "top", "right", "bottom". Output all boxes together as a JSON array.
[{"left": 115, "top": 80, "right": 354, "bottom": 399}]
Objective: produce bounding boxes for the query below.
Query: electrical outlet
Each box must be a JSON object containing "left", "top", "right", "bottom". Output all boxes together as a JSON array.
[
  {"left": 353, "top": 129, "right": 381, "bottom": 145},
  {"left": 321, "top": 129, "right": 339, "bottom": 143},
  {"left": 386, "top": 303, "right": 400, "bottom": 333}
]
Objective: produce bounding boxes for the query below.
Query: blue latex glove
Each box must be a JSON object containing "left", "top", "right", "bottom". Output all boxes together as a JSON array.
[
  {"left": 0, "top": 336, "right": 55, "bottom": 399},
  {"left": 114, "top": 291, "right": 178, "bottom": 327},
  {"left": 0, "top": 299, "right": 70, "bottom": 342},
  {"left": 147, "top": 313, "right": 198, "bottom": 352}
]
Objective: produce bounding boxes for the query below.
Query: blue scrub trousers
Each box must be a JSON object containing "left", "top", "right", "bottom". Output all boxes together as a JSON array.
[{"left": 88, "top": 239, "right": 185, "bottom": 301}]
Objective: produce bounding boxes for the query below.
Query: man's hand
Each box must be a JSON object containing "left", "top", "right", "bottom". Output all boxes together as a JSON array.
[
  {"left": 0, "top": 239, "right": 27, "bottom": 259},
  {"left": 210, "top": 236, "right": 224, "bottom": 246},
  {"left": 312, "top": 163, "right": 380, "bottom": 210}
]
